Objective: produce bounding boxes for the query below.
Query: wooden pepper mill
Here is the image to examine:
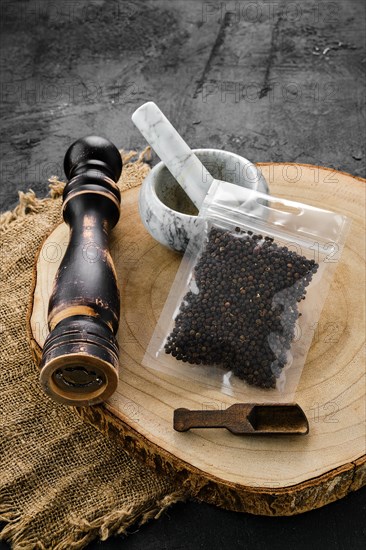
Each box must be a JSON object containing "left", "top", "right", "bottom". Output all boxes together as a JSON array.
[{"left": 40, "top": 136, "right": 122, "bottom": 406}]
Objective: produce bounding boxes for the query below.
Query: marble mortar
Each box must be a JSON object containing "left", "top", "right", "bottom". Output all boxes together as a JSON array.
[{"left": 139, "top": 148, "right": 269, "bottom": 253}]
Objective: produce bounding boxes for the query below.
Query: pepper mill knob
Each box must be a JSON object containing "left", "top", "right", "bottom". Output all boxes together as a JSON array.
[
  {"left": 40, "top": 136, "right": 122, "bottom": 406},
  {"left": 64, "top": 135, "right": 123, "bottom": 181}
]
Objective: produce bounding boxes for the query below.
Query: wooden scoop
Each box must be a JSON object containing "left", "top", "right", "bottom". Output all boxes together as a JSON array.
[{"left": 174, "top": 404, "right": 309, "bottom": 435}]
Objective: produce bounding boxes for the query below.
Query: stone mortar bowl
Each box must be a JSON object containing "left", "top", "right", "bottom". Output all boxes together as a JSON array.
[{"left": 139, "top": 148, "right": 269, "bottom": 253}]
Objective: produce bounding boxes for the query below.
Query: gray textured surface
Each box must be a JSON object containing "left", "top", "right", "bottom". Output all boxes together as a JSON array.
[{"left": 1, "top": 0, "right": 365, "bottom": 211}]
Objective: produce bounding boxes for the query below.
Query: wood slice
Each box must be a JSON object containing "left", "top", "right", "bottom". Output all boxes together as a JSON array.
[{"left": 28, "top": 164, "right": 366, "bottom": 515}]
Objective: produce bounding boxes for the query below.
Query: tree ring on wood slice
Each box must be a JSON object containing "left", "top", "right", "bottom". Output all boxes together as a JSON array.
[{"left": 28, "top": 164, "right": 366, "bottom": 515}]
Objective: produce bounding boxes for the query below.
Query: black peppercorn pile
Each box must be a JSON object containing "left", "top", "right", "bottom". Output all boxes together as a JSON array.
[{"left": 165, "top": 226, "right": 318, "bottom": 389}]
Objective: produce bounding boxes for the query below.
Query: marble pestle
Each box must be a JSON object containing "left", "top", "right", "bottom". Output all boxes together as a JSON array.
[
  {"left": 132, "top": 102, "right": 215, "bottom": 209},
  {"left": 133, "top": 101, "right": 270, "bottom": 252}
]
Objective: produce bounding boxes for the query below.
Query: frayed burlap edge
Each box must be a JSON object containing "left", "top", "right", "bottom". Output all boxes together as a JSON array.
[
  {"left": 0, "top": 487, "right": 185, "bottom": 550},
  {"left": 0, "top": 147, "right": 152, "bottom": 233},
  {"left": 0, "top": 147, "right": 188, "bottom": 550}
]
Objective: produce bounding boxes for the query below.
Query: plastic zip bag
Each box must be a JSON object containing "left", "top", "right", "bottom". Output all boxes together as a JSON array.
[{"left": 143, "top": 181, "right": 350, "bottom": 401}]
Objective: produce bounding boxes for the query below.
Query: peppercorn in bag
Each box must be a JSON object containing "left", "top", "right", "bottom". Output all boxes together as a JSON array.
[{"left": 143, "top": 181, "right": 350, "bottom": 401}]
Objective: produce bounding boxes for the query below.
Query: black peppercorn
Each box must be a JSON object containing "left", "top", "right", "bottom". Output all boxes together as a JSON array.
[{"left": 164, "top": 227, "right": 318, "bottom": 389}]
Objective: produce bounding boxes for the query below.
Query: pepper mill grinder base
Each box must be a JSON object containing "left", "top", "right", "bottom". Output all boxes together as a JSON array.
[{"left": 40, "top": 316, "right": 119, "bottom": 406}]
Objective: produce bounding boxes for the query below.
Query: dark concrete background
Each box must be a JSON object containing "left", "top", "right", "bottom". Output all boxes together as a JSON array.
[{"left": 1, "top": 0, "right": 365, "bottom": 548}]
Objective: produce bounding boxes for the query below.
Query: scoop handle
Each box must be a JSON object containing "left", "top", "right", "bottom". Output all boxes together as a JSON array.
[{"left": 132, "top": 102, "right": 214, "bottom": 209}]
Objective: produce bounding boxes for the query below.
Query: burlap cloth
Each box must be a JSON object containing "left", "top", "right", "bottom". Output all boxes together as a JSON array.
[{"left": 0, "top": 149, "right": 185, "bottom": 550}]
